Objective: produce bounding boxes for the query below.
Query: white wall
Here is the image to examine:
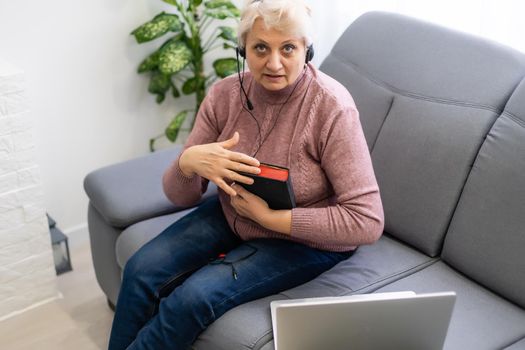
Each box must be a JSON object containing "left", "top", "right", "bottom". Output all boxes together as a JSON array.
[
  {"left": 0, "top": 0, "right": 197, "bottom": 239},
  {"left": 0, "top": 60, "right": 59, "bottom": 321},
  {"left": 305, "top": 0, "right": 525, "bottom": 66},
  {"left": 1, "top": 0, "right": 525, "bottom": 242}
]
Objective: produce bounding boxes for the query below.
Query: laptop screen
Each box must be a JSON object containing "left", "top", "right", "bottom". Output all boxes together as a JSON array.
[{"left": 271, "top": 291, "right": 456, "bottom": 350}]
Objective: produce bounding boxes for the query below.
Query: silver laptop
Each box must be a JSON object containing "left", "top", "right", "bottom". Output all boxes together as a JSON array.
[{"left": 271, "top": 291, "right": 456, "bottom": 350}]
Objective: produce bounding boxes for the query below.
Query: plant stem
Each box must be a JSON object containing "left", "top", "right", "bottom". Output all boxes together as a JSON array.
[
  {"left": 204, "top": 43, "right": 222, "bottom": 54},
  {"left": 202, "top": 27, "right": 219, "bottom": 51},
  {"left": 199, "top": 16, "right": 213, "bottom": 35},
  {"left": 173, "top": 75, "right": 187, "bottom": 84}
]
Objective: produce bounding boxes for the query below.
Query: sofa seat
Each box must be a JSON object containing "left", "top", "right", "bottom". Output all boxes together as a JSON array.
[
  {"left": 236, "top": 260, "right": 525, "bottom": 350},
  {"left": 374, "top": 261, "right": 525, "bottom": 349},
  {"left": 279, "top": 234, "right": 437, "bottom": 299}
]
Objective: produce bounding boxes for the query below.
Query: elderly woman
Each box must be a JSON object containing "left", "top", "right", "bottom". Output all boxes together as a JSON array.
[{"left": 108, "top": 0, "right": 384, "bottom": 349}]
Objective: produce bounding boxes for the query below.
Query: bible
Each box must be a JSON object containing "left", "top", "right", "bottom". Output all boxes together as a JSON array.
[{"left": 238, "top": 163, "right": 296, "bottom": 210}]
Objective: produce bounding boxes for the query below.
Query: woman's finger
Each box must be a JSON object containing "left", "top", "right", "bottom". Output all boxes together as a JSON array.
[
  {"left": 224, "top": 169, "right": 255, "bottom": 186},
  {"left": 232, "top": 183, "right": 250, "bottom": 197},
  {"left": 227, "top": 150, "right": 260, "bottom": 168},
  {"left": 215, "top": 178, "right": 237, "bottom": 197},
  {"left": 218, "top": 131, "right": 240, "bottom": 150},
  {"left": 225, "top": 159, "right": 261, "bottom": 175}
]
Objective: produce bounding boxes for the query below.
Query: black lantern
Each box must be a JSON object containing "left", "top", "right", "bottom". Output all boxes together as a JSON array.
[{"left": 47, "top": 214, "right": 73, "bottom": 275}]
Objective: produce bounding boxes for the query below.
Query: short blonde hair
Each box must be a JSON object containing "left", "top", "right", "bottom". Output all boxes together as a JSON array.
[{"left": 237, "top": 0, "right": 313, "bottom": 48}]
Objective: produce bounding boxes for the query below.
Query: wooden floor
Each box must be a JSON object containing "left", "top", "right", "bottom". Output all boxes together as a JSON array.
[{"left": 0, "top": 241, "right": 114, "bottom": 350}]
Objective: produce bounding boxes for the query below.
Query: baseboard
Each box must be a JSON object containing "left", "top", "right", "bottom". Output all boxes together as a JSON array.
[{"left": 62, "top": 223, "right": 89, "bottom": 249}]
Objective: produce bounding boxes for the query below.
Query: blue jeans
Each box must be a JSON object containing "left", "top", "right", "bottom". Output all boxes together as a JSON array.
[{"left": 108, "top": 197, "right": 352, "bottom": 350}]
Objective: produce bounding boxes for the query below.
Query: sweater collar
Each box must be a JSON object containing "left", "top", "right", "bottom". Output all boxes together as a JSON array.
[{"left": 248, "top": 65, "right": 313, "bottom": 105}]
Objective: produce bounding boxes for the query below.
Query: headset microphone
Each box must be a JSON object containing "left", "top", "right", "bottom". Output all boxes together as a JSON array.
[{"left": 236, "top": 47, "right": 254, "bottom": 110}]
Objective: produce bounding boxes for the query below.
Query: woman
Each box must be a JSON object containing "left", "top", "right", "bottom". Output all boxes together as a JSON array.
[{"left": 108, "top": 0, "right": 384, "bottom": 349}]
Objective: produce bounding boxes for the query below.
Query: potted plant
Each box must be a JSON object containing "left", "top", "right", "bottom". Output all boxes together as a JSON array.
[{"left": 132, "top": 0, "right": 240, "bottom": 151}]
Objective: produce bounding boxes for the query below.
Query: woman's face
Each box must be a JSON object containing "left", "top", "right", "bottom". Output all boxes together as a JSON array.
[{"left": 245, "top": 18, "right": 307, "bottom": 91}]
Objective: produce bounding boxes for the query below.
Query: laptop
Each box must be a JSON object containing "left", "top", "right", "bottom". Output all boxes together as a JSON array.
[{"left": 270, "top": 291, "right": 456, "bottom": 350}]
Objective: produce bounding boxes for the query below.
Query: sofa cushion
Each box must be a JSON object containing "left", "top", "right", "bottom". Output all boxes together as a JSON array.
[
  {"left": 371, "top": 96, "right": 497, "bottom": 256},
  {"left": 319, "top": 54, "right": 394, "bottom": 151},
  {"left": 319, "top": 11, "right": 525, "bottom": 257},
  {"left": 193, "top": 235, "right": 437, "bottom": 350},
  {"left": 373, "top": 261, "right": 525, "bottom": 350},
  {"left": 505, "top": 78, "right": 525, "bottom": 118},
  {"left": 442, "top": 80, "right": 525, "bottom": 309},
  {"left": 333, "top": 12, "right": 525, "bottom": 110}
]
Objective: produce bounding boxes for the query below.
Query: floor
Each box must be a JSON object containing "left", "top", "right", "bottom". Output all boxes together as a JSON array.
[{"left": 0, "top": 241, "right": 114, "bottom": 350}]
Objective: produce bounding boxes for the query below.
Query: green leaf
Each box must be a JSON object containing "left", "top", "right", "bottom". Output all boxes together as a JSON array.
[
  {"left": 171, "top": 82, "right": 181, "bottom": 98},
  {"left": 213, "top": 58, "right": 237, "bottom": 78},
  {"left": 165, "top": 110, "right": 189, "bottom": 142},
  {"left": 204, "top": 7, "right": 240, "bottom": 20},
  {"left": 162, "top": 0, "right": 179, "bottom": 7},
  {"left": 148, "top": 71, "right": 171, "bottom": 95},
  {"left": 188, "top": 0, "right": 203, "bottom": 13},
  {"left": 148, "top": 71, "right": 171, "bottom": 103},
  {"left": 205, "top": 0, "right": 237, "bottom": 9},
  {"left": 218, "top": 26, "right": 237, "bottom": 43},
  {"left": 223, "top": 42, "right": 236, "bottom": 50},
  {"left": 138, "top": 50, "right": 161, "bottom": 73},
  {"left": 156, "top": 93, "right": 166, "bottom": 103},
  {"left": 158, "top": 39, "right": 193, "bottom": 75},
  {"left": 131, "top": 12, "right": 183, "bottom": 43},
  {"left": 182, "top": 77, "right": 199, "bottom": 95}
]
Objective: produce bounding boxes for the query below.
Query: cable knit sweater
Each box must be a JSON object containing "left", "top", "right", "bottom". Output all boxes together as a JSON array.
[{"left": 162, "top": 64, "right": 384, "bottom": 252}]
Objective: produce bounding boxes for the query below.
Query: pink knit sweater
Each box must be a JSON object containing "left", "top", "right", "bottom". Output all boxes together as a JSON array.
[{"left": 162, "top": 64, "right": 384, "bottom": 252}]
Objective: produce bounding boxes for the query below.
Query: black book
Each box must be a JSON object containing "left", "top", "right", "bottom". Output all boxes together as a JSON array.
[{"left": 238, "top": 163, "right": 296, "bottom": 210}]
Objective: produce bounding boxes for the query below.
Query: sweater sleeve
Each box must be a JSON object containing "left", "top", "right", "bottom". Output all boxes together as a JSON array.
[
  {"left": 291, "top": 106, "right": 384, "bottom": 247},
  {"left": 162, "top": 86, "right": 221, "bottom": 207}
]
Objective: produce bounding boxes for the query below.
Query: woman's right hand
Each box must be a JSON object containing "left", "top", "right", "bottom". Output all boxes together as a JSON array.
[{"left": 178, "top": 132, "right": 261, "bottom": 196}]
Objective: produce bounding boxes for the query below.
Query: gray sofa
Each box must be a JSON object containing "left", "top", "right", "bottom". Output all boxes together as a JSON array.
[{"left": 84, "top": 12, "right": 525, "bottom": 349}]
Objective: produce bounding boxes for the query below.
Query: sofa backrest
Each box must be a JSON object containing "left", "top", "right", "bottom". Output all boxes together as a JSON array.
[
  {"left": 320, "top": 12, "right": 525, "bottom": 257},
  {"left": 441, "top": 79, "right": 525, "bottom": 308}
]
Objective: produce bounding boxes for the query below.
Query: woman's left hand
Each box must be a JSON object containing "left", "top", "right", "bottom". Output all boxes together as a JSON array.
[
  {"left": 230, "top": 184, "right": 292, "bottom": 234},
  {"left": 230, "top": 184, "right": 271, "bottom": 225}
]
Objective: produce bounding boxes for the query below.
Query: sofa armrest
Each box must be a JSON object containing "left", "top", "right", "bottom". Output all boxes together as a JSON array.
[{"left": 84, "top": 145, "right": 217, "bottom": 228}]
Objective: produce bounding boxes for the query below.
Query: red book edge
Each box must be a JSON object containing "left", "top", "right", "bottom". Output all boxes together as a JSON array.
[{"left": 258, "top": 164, "right": 289, "bottom": 182}]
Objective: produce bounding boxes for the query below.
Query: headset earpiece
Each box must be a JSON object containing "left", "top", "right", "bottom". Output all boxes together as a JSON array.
[
  {"left": 237, "top": 47, "right": 246, "bottom": 59},
  {"left": 305, "top": 45, "right": 314, "bottom": 64}
]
